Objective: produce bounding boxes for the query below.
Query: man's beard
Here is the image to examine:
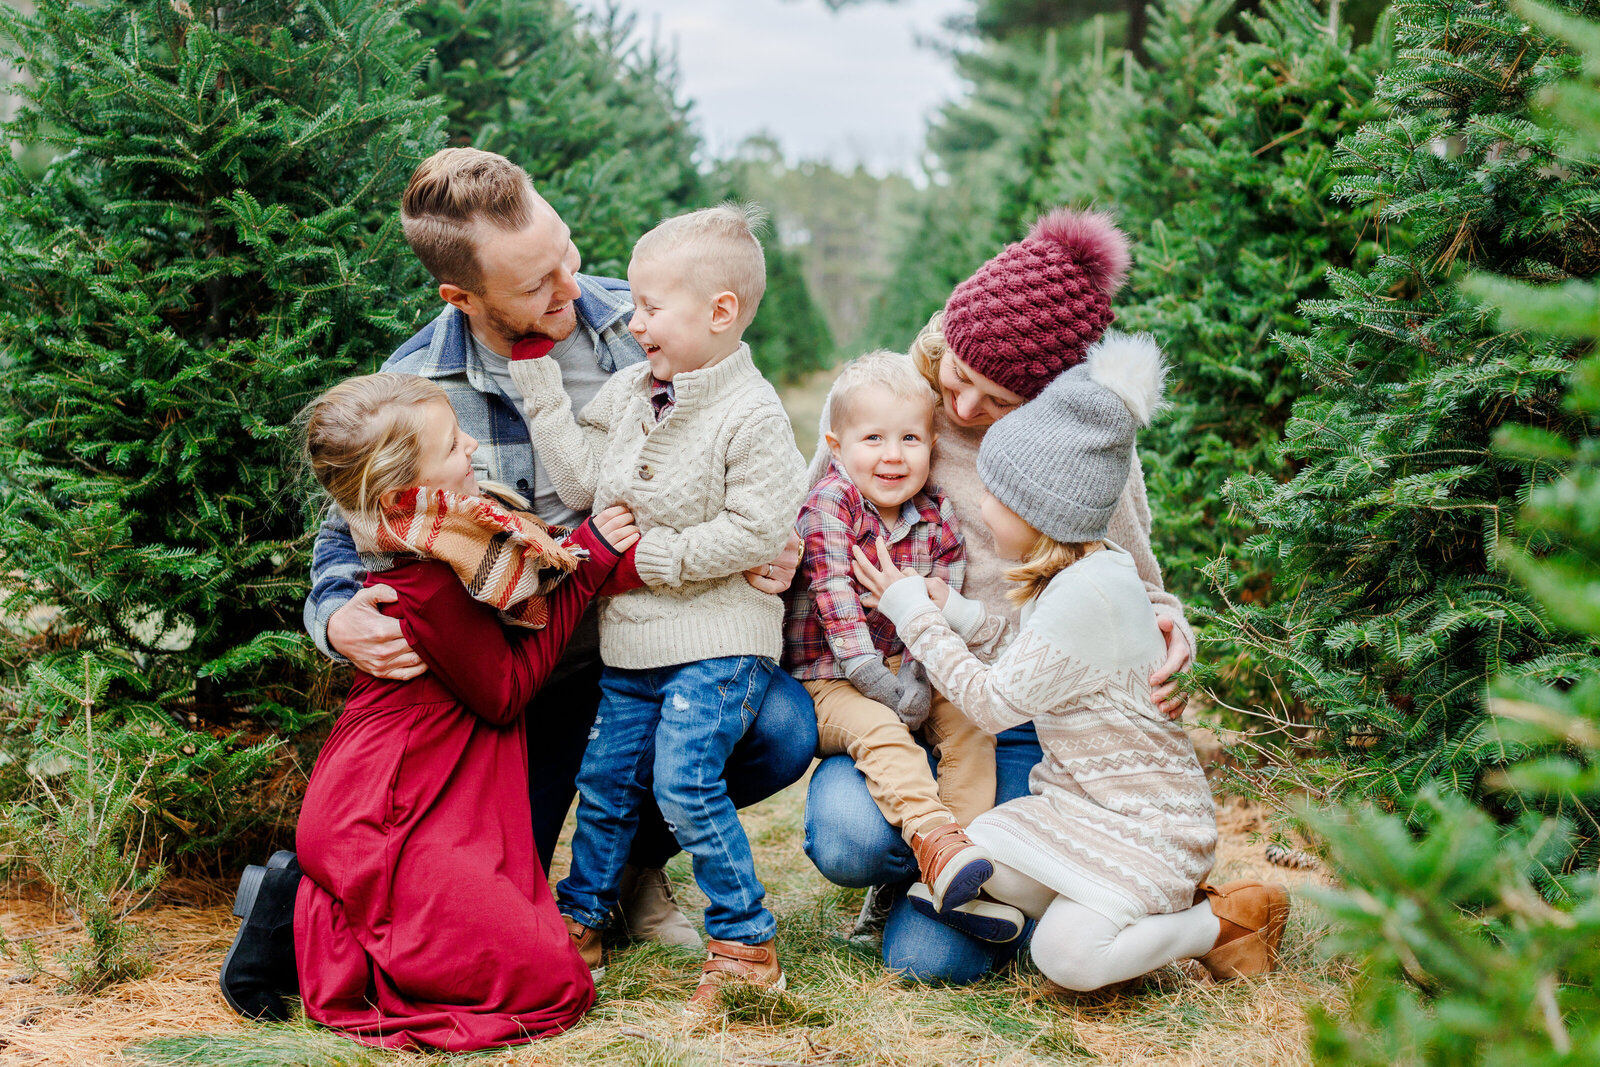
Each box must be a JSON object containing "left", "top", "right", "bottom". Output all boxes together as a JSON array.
[{"left": 482, "top": 302, "right": 575, "bottom": 348}]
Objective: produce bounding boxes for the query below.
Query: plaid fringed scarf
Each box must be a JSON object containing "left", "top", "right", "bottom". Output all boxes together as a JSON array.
[{"left": 346, "top": 487, "right": 580, "bottom": 629}]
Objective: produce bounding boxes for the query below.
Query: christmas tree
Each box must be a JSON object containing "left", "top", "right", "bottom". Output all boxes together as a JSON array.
[
  {"left": 1310, "top": 7, "right": 1600, "bottom": 1060},
  {"left": 0, "top": 0, "right": 444, "bottom": 856},
  {"left": 1218, "top": 0, "right": 1600, "bottom": 813}
]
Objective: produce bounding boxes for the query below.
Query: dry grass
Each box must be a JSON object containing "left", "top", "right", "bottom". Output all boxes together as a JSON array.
[{"left": 0, "top": 782, "right": 1348, "bottom": 1067}]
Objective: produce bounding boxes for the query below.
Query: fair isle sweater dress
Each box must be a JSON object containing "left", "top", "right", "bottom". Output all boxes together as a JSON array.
[{"left": 879, "top": 543, "right": 1217, "bottom": 928}]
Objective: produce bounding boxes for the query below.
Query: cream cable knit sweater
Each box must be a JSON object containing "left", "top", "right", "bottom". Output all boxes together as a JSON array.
[
  {"left": 510, "top": 344, "right": 806, "bottom": 668},
  {"left": 879, "top": 545, "right": 1216, "bottom": 928}
]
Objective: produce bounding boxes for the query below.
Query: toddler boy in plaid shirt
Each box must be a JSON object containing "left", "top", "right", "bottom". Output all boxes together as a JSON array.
[{"left": 783, "top": 352, "right": 997, "bottom": 914}]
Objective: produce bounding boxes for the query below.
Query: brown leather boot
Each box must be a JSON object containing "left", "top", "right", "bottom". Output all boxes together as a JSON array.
[
  {"left": 685, "top": 936, "right": 785, "bottom": 1014},
  {"left": 617, "top": 864, "right": 702, "bottom": 949},
  {"left": 909, "top": 822, "right": 993, "bottom": 912},
  {"left": 563, "top": 915, "right": 605, "bottom": 981},
  {"left": 1196, "top": 879, "right": 1290, "bottom": 979}
]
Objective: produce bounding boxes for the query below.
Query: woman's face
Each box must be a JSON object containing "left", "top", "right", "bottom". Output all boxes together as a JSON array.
[{"left": 937, "top": 351, "right": 1028, "bottom": 428}]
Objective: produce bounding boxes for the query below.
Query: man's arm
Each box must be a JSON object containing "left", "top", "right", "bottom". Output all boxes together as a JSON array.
[{"left": 304, "top": 507, "right": 426, "bottom": 679}]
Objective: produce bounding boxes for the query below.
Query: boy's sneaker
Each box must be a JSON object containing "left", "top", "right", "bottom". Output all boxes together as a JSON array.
[
  {"left": 685, "top": 937, "right": 785, "bottom": 1014},
  {"left": 906, "top": 885, "right": 1026, "bottom": 944},
  {"left": 909, "top": 822, "right": 993, "bottom": 912},
  {"left": 219, "top": 850, "right": 301, "bottom": 1022},
  {"left": 617, "top": 864, "right": 702, "bottom": 949},
  {"left": 563, "top": 916, "right": 606, "bottom": 981}
]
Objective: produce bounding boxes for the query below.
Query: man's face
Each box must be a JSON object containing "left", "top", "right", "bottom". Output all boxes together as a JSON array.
[{"left": 454, "top": 195, "right": 584, "bottom": 352}]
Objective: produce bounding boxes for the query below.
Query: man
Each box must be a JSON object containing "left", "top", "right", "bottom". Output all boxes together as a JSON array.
[{"left": 306, "top": 147, "right": 814, "bottom": 944}]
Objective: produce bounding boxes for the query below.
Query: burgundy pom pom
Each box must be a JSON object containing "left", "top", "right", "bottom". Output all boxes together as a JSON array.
[{"left": 1027, "top": 209, "right": 1131, "bottom": 297}]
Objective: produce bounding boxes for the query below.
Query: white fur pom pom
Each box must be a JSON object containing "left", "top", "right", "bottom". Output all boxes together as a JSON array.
[{"left": 1085, "top": 331, "right": 1167, "bottom": 427}]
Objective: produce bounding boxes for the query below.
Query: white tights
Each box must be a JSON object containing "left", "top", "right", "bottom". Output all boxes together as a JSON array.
[{"left": 986, "top": 862, "right": 1221, "bottom": 991}]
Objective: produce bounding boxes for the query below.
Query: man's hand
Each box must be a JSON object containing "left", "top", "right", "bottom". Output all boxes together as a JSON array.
[
  {"left": 327, "top": 585, "right": 427, "bottom": 680},
  {"left": 1150, "top": 616, "right": 1192, "bottom": 720},
  {"left": 746, "top": 528, "right": 801, "bottom": 595}
]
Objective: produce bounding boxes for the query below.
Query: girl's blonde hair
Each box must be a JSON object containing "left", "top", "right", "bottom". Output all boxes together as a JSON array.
[
  {"left": 1005, "top": 530, "right": 1099, "bottom": 605},
  {"left": 908, "top": 309, "right": 949, "bottom": 398},
  {"left": 302, "top": 373, "right": 525, "bottom": 530}
]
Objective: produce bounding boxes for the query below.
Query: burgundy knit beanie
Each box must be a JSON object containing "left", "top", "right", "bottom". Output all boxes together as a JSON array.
[{"left": 943, "top": 208, "right": 1132, "bottom": 400}]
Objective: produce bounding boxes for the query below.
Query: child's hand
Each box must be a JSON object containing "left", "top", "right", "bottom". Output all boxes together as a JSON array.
[
  {"left": 924, "top": 576, "right": 952, "bottom": 609},
  {"left": 593, "top": 505, "right": 640, "bottom": 552},
  {"left": 850, "top": 536, "right": 920, "bottom": 600}
]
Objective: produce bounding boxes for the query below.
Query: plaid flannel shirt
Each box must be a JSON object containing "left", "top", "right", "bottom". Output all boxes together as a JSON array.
[
  {"left": 782, "top": 459, "right": 965, "bottom": 680},
  {"left": 303, "top": 274, "right": 645, "bottom": 659}
]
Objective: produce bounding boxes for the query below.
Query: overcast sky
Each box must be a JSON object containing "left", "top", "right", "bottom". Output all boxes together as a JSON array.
[{"left": 575, "top": 0, "right": 970, "bottom": 175}]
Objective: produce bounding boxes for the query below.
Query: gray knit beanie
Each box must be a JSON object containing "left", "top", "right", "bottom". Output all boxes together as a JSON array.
[{"left": 976, "top": 331, "right": 1167, "bottom": 543}]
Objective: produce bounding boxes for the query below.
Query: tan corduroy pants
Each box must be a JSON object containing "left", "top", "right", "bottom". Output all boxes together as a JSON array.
[{"left": 806, "top": 655, "right": 997, "bottom": 842}]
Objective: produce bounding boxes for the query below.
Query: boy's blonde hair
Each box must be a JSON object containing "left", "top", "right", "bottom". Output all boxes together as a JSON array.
[
  {"left": 402, "top": 148, "right": 538, "bottom": 293},
  {"left": 302, "top": 373, "right": 527, "bottom": 533},
  {"left": 632, "top": 203, "right": 768, "bottom": 328},
  {"left": 1005, "top": 531, "right": 1098, "bottom": 605},
  {"left": 805, "top": 350, "right": 937, "bottom": 487}
]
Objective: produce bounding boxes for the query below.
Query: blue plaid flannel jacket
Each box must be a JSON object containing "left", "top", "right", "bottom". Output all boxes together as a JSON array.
[{"left": 302, "top": 274, "right": 645, "bottom": 659}]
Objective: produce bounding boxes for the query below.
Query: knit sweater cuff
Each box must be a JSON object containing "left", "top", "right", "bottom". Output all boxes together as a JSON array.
[
  {"left": 507, "top": 354, "right": 565, "bottom": 410},
  {"left": 939, "top": 588, "right": 986, "bottom": 641},
  {"left": 877, "top": 575, "right": 937, "bottom": 628},
  {"left": 632, "top": 527, "right": 678, "bottom": 587}
]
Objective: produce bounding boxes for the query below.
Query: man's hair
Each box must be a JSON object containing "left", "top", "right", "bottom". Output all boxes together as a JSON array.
[
  {"left": 632, "top": 203, "right": 768, "bottom": 328},
  {"left": 401, "top": 148, "right": 538, "bottom": 292},
  {"left": 827, "top": 349, "right": 938, "bottom": 436}
]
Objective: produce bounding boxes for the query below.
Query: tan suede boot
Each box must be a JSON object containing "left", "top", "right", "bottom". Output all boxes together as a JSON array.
[
  {"left": 685, "top": 937, "right": 785, "bottom": 1014},
  {"left": 1196, "top": 879, "right": 1290, "bottom": 979},
  {"left": 617, "top": 864, "right": 703, "bottom": 949},
  {"left": 563, "top": 915, "right": 605, "bottom": 981}
]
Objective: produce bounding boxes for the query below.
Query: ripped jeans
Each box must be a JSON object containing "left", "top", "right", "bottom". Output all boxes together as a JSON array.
[{"left": 557, "top": 656, "right": 778, "bottom": 944}]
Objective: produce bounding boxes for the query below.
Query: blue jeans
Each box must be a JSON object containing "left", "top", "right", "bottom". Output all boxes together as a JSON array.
[
  {"left": 527, "top": 661, "right": 817, "bottom": 874},
  {"left": 560, "top": 656, "right": 779, "bottom": 944},
  {"left": 804, "top": 720, "right": 1043, "bottom": 983}
]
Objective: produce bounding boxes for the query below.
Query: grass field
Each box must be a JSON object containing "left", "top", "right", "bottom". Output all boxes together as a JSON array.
[{"left": 0, "top": 783, "right": 1345, "bottom": 1067}]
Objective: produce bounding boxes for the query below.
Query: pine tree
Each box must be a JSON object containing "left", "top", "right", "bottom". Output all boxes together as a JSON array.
[
  {"left": 0, "top": 0, "right": 444, "bottom": 856},
  {"left": 410, "top": 0, "right": 703, "bottom": 277},
  {"left": 1308, "top": 8, "right": 1600, "bottom": 1060},
  {"left": 1216, "top": 0, "right": 1600, "bottom": 811},
  {"left": 1109, "top": 0, "right": 1389, "bottom": 697}
]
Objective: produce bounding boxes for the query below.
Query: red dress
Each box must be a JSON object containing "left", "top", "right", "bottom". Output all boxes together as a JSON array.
[{"left": 294, "top": 521, "right": 619, "bottom": 1051}]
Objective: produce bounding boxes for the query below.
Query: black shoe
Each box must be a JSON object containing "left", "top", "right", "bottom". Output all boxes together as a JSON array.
[
  {"left": 906, "top": 883, "right": 1026, "bottom": 944},
  {"left": 219, "top": 851, "right": 301, "bottom": 1021}
]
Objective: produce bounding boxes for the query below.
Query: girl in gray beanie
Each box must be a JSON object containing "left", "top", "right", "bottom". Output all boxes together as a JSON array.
[{"left": 854, "top": 331, "right": 1290, "bottom": 990}]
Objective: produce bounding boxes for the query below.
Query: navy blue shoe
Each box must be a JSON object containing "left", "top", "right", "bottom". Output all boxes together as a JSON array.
[{"left": 907, "top": 883, "right": 1026, "bottom": 944}]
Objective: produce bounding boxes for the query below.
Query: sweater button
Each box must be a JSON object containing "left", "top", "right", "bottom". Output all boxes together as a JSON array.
[{"left": 638, "top": 464, "right": 653, "bottom": 481}]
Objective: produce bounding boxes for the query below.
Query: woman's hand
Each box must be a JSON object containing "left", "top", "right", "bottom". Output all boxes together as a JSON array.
[
  {"left": 593, "top": 504, "right": 639, "bottom": 552},
  {"left": 851, "top": 536, "right": 921, "bottom": 601},
  {"left": 1150, "top": 616, "right": 1192, "bottom": 720},
  {"left": 327, "top": 586, "right": 427, "bottom": 680},
  {"left": 746, "top": 529, "right": 802, "bottom": 594}
]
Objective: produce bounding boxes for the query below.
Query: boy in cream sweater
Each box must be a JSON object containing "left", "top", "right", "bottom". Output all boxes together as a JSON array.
[{"left": 507, "top": 205, "right": 806, "bottom": 1011}]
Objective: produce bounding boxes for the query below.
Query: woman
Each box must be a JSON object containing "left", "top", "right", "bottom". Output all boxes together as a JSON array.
[{"left": 803, "top": 210, "right": 1195, "bottom": 983}]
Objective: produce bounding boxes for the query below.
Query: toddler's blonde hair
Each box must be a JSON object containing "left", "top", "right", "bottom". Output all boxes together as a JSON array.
[
  {"left": 632, "top": 203, "right": 768, "bottom": 328},
  {"left": 302, "top": 373, "right": 524, "bottom": 533}
]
